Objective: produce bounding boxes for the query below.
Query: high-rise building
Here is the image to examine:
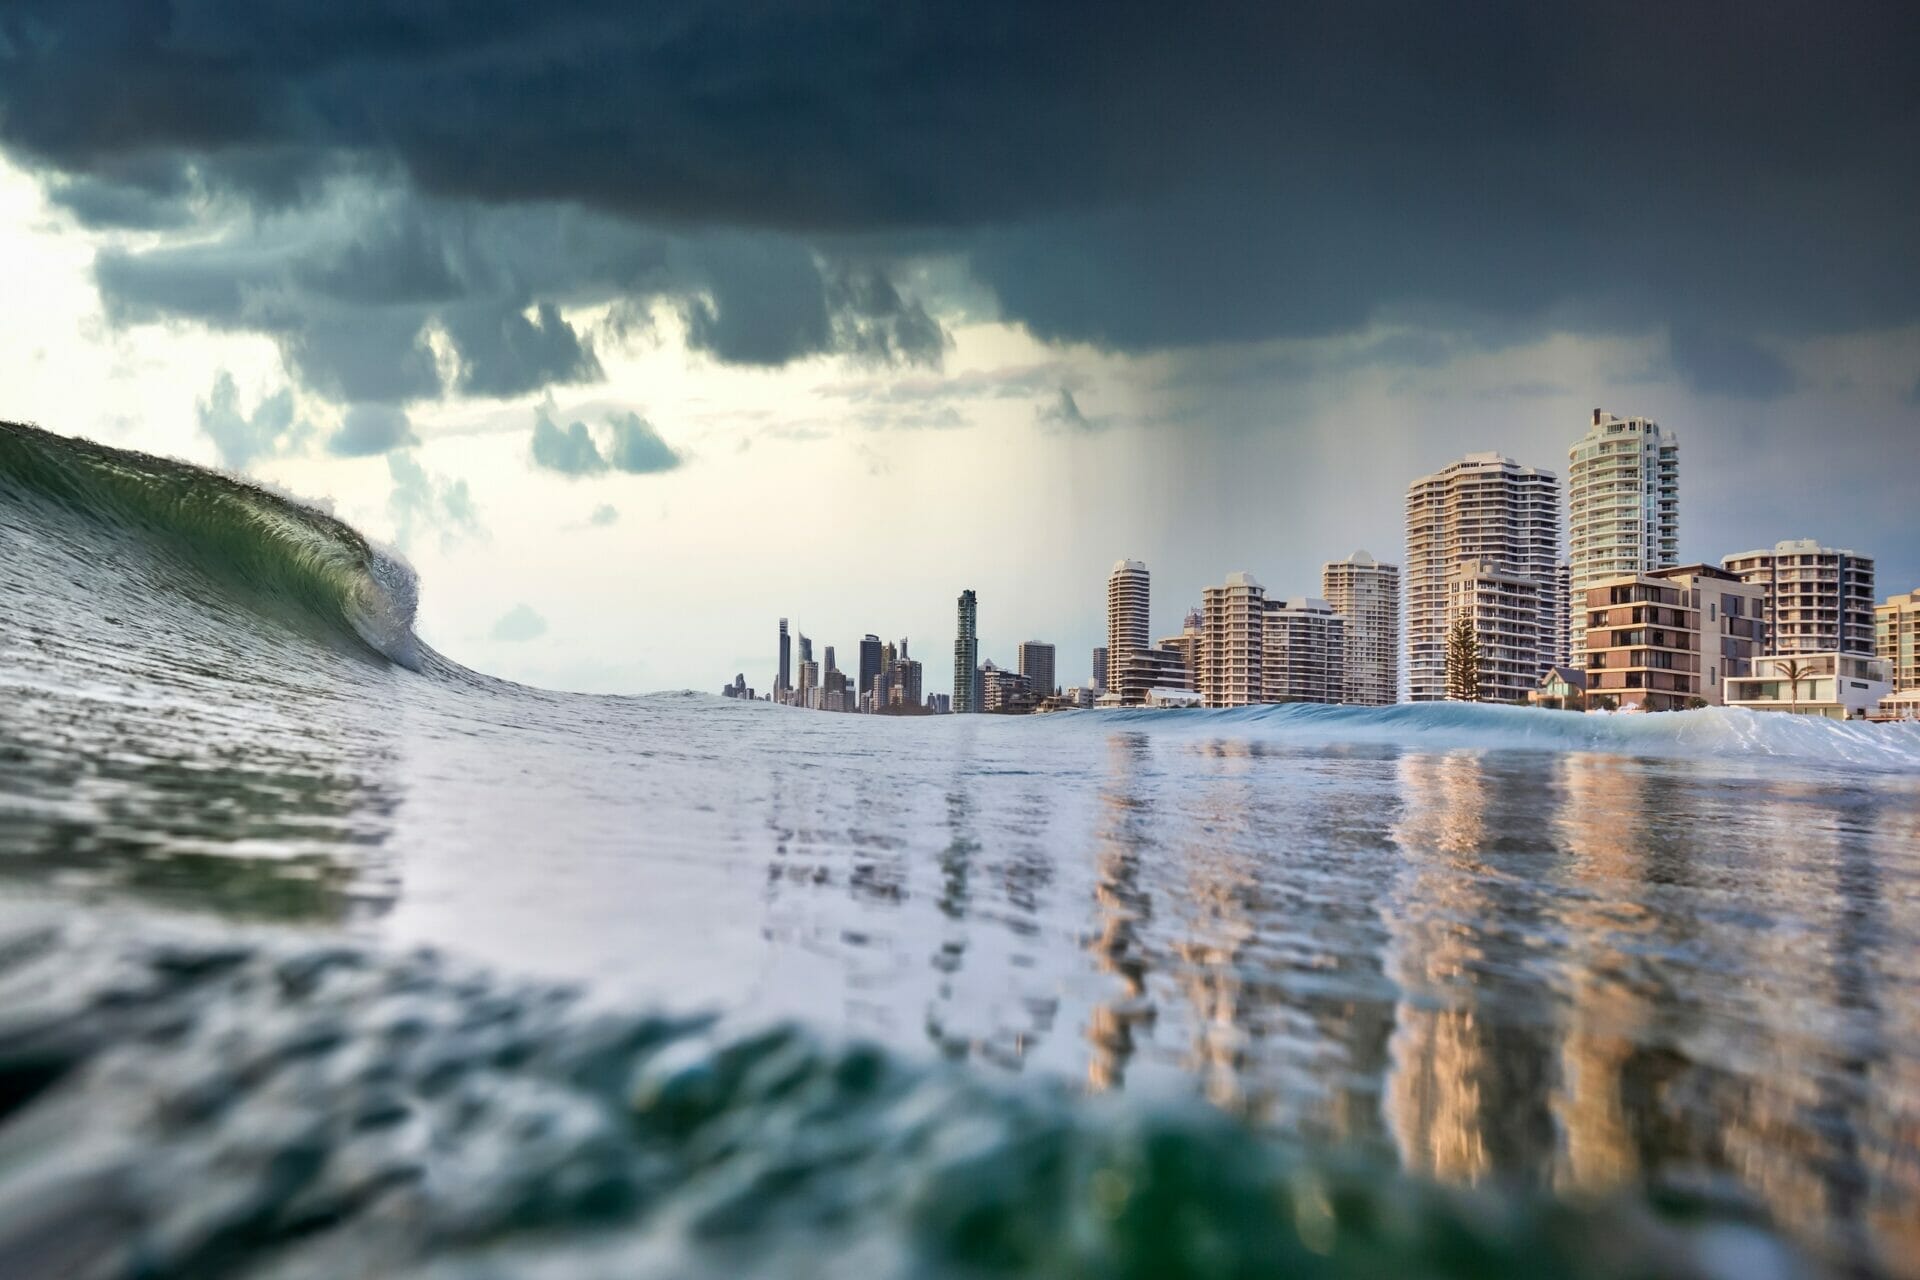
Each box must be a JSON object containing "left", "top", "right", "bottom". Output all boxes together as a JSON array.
[
  {"left": 1106, "top": 560, "right": 1150, "bottom": 697},
  {"left": 1444, "top": 560, "right": 1541, "bottom": 704},
  {"left": 798, "top": 633, "right": 813, "bottom": 666},
  {"left": 1201, "top": 571, "right": 1266, "bottom": 707},
  {"left": 1017, "top": 641, "right": 1056, "bottom": 698},
  {"left": 1877, "top": 588, "right": 1920, "bottom": 692},
  {"left": 777, "top": 618, "right": 791, "bottom": 695},
  {"left": 980, "top": 661, "right": 1032, "bottom": 713},
  {"left": 1263, "top": 597, "right": 1347, "bottom": 704},
  {"left": 823, "top": 645, "right": 835, "bottom": 674},
  {"left": 1722, "top": 540, "right": 1877, "bottom": 655},
  {"left": 1321, "top": 550, "right": 1399, "bottom": 705},
  {"left": 1405, "top": 452, "right": 1561, "bottom": 702},
  {"left": 1567, "top": 409, "right": 1679, "bottom": 662},
  {"left": 1091, "top": 647, "right": 1108, "bottom": 693},
  {"left": 1154, "top": 608, "right": 1204, "bottom": 693},
  {"left": 954, "top": 589, "right": 979, "bottom": 713},
  {"left": 858, "top": 635, "right": 883, "bottom": 705}
]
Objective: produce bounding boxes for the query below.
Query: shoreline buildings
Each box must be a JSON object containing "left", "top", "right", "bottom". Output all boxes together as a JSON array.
[
  {"left": 1017, "top": 640, "right": 1056, "bottom": 699},
  {"left": 953, "top": 589, "right": 979, "bottom": 713},
  {"left": 1200, "top": 572, "right": 1266, "bottom": 707},
  {"left": 1567, "top": 410, "right": 1678, "bottom": 662},
  {"left": 1321, "top": 551, "right": 1399, "bottom": 705},
  {"left": 1406, "top": 453, "right": 1561, "bottom": 703},
  {"left": 1105, "top": 560, "right": 1151, "bottom": 702},
  {"left": 1263, "top": 597, "right": 1347, "bottom": 704},
  {"left": 1723, "top": 540, "right": 1877, "bottom": 656}
]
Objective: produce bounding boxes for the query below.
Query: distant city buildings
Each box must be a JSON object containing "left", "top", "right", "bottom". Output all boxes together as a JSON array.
[
  {"left": 1567, "top": 410, "right": 1678, "bottom": 662},
  {"left": 1723, "top": 540, "right": 1877, "bottom": 656},
  {"left": 1406, "top": 453, "right": 1561, "bottom": 703},
  {"left": 1878, "top": 588, "right": 1919, "bottom": 692},
  {"left": 736, "top": 410, "right": 1898, "bottom": 722},
  {"left": 1106, "top": 560, "right": 1150, "bottom": 700},
  {"left": 953, "top": 589, "right": 979, "bottom": 713},
  {"left": 1321, "top": 551, "right": 1398, "bottom": 706},
  {"left": 1017, "top": 641, "right": 1056, "bottom": 699},
  {"left": 1201, "top": 572, "right": 1265, "bottom": 707},
  {"left": 1263, "top": 597, "right": 1346, "bottom": 704}
]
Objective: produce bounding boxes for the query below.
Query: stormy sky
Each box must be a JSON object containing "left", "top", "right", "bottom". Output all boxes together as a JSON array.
[{"left": 2, "top": 2, "right": 1916, "bottom": 693}]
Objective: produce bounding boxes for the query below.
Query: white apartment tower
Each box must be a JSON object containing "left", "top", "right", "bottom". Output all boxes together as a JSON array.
[
  {"left": 1722, "top": 540, "right": 1877, "bottom": 656},
  {"left": 1321, "top": 550, "right": 1399, "bottom": 705},
  {"left": 1405, "top": 453, "right": 1562, "bottom": 702},
  {"left": 1263, "top": 597, "right": 1348, "bottom": 703},
  {"left": 1444, "top": 561, "right": 1541, "bottom": 703},
  {"left": 1106, "top": 559, "right": 1151, "bottom": 701},
  {"left": 1567, "top": 409, "right": 1679, "bottom": 661},
  {"left": 1201, "top": 572, "right": 1266, "bottom": 707}
]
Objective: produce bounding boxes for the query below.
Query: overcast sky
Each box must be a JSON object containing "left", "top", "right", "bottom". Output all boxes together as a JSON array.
[{"left": 2, "top": 2, "right": 1916, "bottom": 695}]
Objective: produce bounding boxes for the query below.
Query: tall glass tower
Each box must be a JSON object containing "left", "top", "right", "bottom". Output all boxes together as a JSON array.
[{"left": 953, "top": 590, "right": 978, "bottom": 712}]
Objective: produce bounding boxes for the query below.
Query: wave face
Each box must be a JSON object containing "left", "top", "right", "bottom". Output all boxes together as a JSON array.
[
  {"left": 0, "top": 420, "right": 424, "bottom": 669},
  {"left": 6, "top": 424, "right": 1920, "bottom": 1278}
]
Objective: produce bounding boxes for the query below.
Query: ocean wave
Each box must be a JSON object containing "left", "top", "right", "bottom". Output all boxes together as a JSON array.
[
  {"left": 0, "top": 910, "right": 1805, "bottom": 1279},
  {"left": 0, "top": 420, "right": 422, "bottom": 669},
  {"left": 1098, "top": 698, "right": 1920, "bottom": 770}
]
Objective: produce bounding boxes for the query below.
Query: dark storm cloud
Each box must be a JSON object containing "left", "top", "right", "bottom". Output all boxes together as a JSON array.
[
  {"left": 2, "top": 1, "right": 1917, "bottom": 396},
  {"left": 530, "top": 405, "right": 682, "bottom": 477},
  {"left": 195, "top": 370, "right": 311, "bottom": 469}
]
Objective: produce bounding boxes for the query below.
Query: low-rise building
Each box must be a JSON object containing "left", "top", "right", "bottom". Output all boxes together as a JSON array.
[
  {"left": 1648, "top": 563, "right": 1766, "bottom": 705},
  {"left": 1725, "top": 653, "right": 1892, "bottom": 719},
  {"left": 1877, "top": 588, "right": 1919, "bottom": 692},
  {"left": 1530, "top": 666, "right": 1587, "bottom": 711},
  {"left": 1581, "top": 575, "right": 1700, "bottom": 711}
]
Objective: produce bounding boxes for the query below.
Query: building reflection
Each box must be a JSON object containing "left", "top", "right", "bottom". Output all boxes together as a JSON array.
[{"left": 1085, "top": 731, "right": 1157, "bottom": 1092}]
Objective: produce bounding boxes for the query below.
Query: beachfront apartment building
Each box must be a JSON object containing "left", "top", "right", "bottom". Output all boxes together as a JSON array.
[
  {"left": 953, "top": 590, "right": 979, "bottom": 712},
  {"left": 1321, "top": 550, "right": 1399, "bottom": 705},
  {"left": 1726, "top": 653, "right": 1892, "bottom": 720},
  {"left": 1650, "top": 564, "right": 1765, "bottom": 705},
  {"left": 1877, "top": 588, "right": 1920, "bottom": 692},
  {"left": 1017, "top": 640, "right": 1057, "bottom": 699},
  {"left": 1263, "top": 597, "right": 1347, "bottom": 703},
  {"left": 1567, "top": 410, "right": 1678, "bottom": 662},
  {"left": 1444, "top": 560, "right": 1542, "bottom": 704},
  {"left": 1105, "top": 560, "right": 1151, "bottom": 704},
  {"left": 1201, "top": 572, "right": 1266, "bottom": 707},
  {"left": 1722, "top": 540, "right": 1876, "bottom": 656},
  {"left": 1406, "top": 453, "right": 1561, "bottom": 702}
]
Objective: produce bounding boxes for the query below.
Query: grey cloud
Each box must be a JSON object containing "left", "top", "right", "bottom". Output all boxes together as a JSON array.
[
  {"left": 588, "top": 503, "right": 619, "bottom": 526},
  {"left": 490, "top": 603, "right": 548, "bottom": 643},
  {"left": 329, "top": 403, "right": 416, "bottom": 457},
  {"left": 1, "top": 2, "right": 1915, "bottom": 393},
  {"left": 195, "top": 370, "right": 311, "bottom": 469},
  {"left": 387, "top": 449, "right": 480, "bottom": 551},
  {"left": 1037, "top": 388, "right": 1102, "bottom": 433},
  {"left": 603, "top": 412, "right": 681, "bottom": 474},
  {"left": 530, "top": 405, "right": 682, "bottom": 477},
  {"left": 530, "top": 409, "right": 608, "bottom": 476},
  {"left": 442, "top": 301, "right": 601, "bottom": 398}
]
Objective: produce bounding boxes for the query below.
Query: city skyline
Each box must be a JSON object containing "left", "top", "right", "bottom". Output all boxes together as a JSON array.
[{"left": 739, "top": 404, "right": 1912, "bottom": 714}]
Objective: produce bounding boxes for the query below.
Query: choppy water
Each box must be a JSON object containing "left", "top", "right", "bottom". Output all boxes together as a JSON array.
[{"left": 4, "top": 419, "right": 1919, "bottom": 1278}]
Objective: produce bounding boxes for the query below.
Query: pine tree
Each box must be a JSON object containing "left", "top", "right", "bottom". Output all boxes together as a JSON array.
[{"left": 1444, "top": 615, "right": 1481, "bottom": 702}]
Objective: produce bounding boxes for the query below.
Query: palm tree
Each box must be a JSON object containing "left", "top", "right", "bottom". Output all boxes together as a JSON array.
[{"left": 1779, "top": 659, "right": 1812, "bottom": 713}]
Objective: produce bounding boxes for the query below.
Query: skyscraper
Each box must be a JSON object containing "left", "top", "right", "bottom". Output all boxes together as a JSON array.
[
  {"left": 823, "top": 645, "right": 835, "bottom": 675},
  {"left": 777, "top": 617, "right": 791, "bottom": 696},
  {"left": 1723, "top": 540, "right": 1877, "bottom": 655},
  {"left": 1321, "top": 550, "right": 1400, "bottom": 705},
  {"left": 1405, "top": 453, "right": 1561, "bottom": 702},
  {"left": 1263, "top": 597, "right": 1347, "bottom": 703},
  {"left": 1017, "top": 641, "right": 1056, "bottom": 697},
  {"left": 1106, "top": 560, "right": 1150, "bottom": 697},
  {"left": 1091, "top": 647, "right": 1108, "bottom": 693},
  {"left": 1201, "top": 571, "right": 1265, "bottom": 707},
  {"left": 1567, "top": 409, "right": 1679, "bottom": 661},
  {"left": 953, "top": 589, "right": 979, "bottom": 712},
  {"left": 798, "top": 632, "right": 813, "bottom": 666},
  {"left": 858, "top": 634, "right": 882, "bottom": 707}
]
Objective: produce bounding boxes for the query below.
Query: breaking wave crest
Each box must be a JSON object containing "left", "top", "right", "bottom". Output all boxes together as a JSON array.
[{"left": 0, "top": 420, "right": 423, "bottom": 669}]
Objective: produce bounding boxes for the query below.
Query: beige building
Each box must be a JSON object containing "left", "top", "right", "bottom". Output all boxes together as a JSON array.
[
  {"left": 1444, "top": 560, "right": 1541, "bottom": 704},
  {"left": 1580, "top": 575, "right": 1701, "bottom": 712},
  {"left": 1722, "top": 539, "right": 1877, "bottom": 656},
  {"left": 1105, "top": 559, "right": 1151, "bottom": 703},
  {"left": 1322, "top": 550, "right": 1399, "bottom": 705},
  {"left": 1263, "top": 597, "right": 1347, "bottom": 703},
  {"left": 1154, "top": 607, "right": 1204, "bottom": 693},
  {"left": 1201, "top": 572, "right": 1265, "bottom": 707},
  {"left": 1406, "top": 453, "right": 1561, "bottom": 702},
  {"left": 1567, "top": 410, "right": 1679, "bottom": 662},
  {"left": 1876, "top": 588, "right": 1920, "bottom": 692},
  {"left": 1726, "top": 653, "right": 1893, "bottom": 720},
  {"left": 1650, "top": 564, "right": 1764, "bottom": 704}
]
